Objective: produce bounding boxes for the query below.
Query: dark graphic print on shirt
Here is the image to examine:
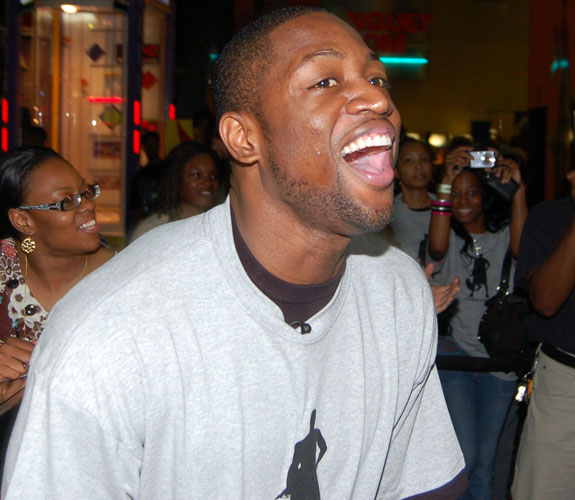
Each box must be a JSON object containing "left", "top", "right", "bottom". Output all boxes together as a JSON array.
[
  {"left": 465, "top": 255, "right": 490, "bottom": 298},
  {"left": 276, "top": 410, "right": 327, "bottom": 500}
]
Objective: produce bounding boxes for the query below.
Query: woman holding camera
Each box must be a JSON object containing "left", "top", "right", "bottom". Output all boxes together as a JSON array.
[{"left": 427, "top": 147, "right": 527, "bottom": 500}]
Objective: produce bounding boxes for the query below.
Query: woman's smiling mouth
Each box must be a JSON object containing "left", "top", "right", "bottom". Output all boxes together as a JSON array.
[{"left": 78, "top": 218, "right": 99, "bottom": 233}]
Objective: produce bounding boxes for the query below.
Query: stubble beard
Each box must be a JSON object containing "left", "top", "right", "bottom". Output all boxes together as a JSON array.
[{"left": 268, "top": 152, "right": 392, "bottom": 234}]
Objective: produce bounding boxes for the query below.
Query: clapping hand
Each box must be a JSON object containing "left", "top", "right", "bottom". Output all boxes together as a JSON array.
[{"left": 424, "top": 263, "right": 461, "bottom": 314}]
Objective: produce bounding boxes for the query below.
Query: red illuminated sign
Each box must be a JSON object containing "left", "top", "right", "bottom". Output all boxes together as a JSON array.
[
  {"left": 1, "top": 128, "right": 8, "bottom": 152},
  {"left": 133, "top": 129, "right": 140, "bottom": 154},
  {"left": 346, "top": 11, "right": 432, "bottom": 55},
  {"left": 134, "top": 100, "right": 141, "bottom": 126},
  {"left": 87, "top": 97, "right": 123, "bottom": 103},
  {"left": 1, "top": 98, "right": 8, "bottom": 123}
]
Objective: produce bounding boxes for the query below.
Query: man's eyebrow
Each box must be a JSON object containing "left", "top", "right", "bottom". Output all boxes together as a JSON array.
[
  {"left": 296, "top": 49, "right": 382, "bottom": 70},
  {"left": 296, "top": 49, "right": 345, "bottom": 70},
  {"left": 367, "top": 52, "right": 380, "bottom": 62}
]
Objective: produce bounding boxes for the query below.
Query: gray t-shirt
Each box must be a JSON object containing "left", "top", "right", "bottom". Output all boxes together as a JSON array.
[
  {"left": 3, "top": 200, "right": 464, "bottom": 499},
  {"left": 390, "top": 193, "right": 434, "bottom": 263},
  {"left": 430, "top": 226, "right": 514, "bottom": 360}
]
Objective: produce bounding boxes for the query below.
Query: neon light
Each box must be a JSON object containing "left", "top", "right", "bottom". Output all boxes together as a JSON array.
[
  {"left": 134, "top": 100, "right": 141, "bottom": 126},
  {"left": 169, "top": 104, "right": 176, "bottom": 120},
  {"left": 551, "top": 58, "right": 569, "bottom": 73},
  {"left": 133, "top": 129, "right": 141, "bottom": 154},
  {"left": 379, "top": 56, "right": 428, "bottom": 65},
  {"left": 87, "top": 97, "right": 123, "bottom": 103},
  {"left": 1, "top": 128, "right": 8, "bottom": 152},
  {"left": 1, "top": 98, "right": 8, "bottom": 123}
]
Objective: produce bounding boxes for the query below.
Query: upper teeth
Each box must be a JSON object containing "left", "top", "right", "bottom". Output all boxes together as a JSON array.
[
  {"left": 341, "top": 134, "right": 392, "bottom": 156},
  {"left": 80, "top": 220, "right": 96, "bottom": 229}
]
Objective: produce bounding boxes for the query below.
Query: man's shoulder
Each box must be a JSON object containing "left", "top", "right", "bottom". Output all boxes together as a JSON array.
[
  {"left": 349, "top": 235, "right": 429, "bottom": 305},
  {"left": 522, "top": 196, "right": 573, "bottom": 244},
  {"left": 31, "top": 209, "right": 229, "bottom": 382},
  {"left": 529, "top": 196, "right": 572, "bottom": 222},
  {"left": 350, "top": 232, "right": 423, "bottom": 274},
  {"left": 51, "top": 207, "right": 228, "bottom": 327},
  {"left": 108, "top": 216, "right": 211, "bottom": 280}
]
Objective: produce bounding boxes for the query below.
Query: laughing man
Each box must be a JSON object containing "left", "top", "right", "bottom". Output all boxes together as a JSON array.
[{"left": 3, "top": 7, "right": 466, "bottom": 499}]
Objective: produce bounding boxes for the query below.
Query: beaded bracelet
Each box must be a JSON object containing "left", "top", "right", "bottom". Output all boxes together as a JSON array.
[{"left": 437, "top": 183, "right": 452, "bottom": 195}]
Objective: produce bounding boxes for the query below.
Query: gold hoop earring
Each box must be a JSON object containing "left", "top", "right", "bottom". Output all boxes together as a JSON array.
[{"left": 21, "top": 237, "right": 36, "bottom": 254}]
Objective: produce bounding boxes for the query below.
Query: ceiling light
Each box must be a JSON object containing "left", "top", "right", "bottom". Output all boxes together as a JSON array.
[
  {"left": 428, "top": 133, "right": 447, "bottom": 148},
  {"left": 60, "top": 4, "right": 78, "bottom": 14}
]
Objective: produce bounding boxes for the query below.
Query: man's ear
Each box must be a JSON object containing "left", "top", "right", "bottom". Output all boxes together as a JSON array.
[
  {"left": 8, "top": 208, "right": 35, "bottom": 237},
  {"left": 219, "top": 112, "right": 262, "bottom": 165}
]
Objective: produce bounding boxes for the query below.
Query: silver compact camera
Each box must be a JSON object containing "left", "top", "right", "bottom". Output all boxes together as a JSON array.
[{"left": 470, "top": 150, "right": 496, "bottom": 168}]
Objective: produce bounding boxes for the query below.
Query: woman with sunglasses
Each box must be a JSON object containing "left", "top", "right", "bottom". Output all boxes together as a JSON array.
[{"left": 0, "top": 146, "right": 113, "bottom": 474}]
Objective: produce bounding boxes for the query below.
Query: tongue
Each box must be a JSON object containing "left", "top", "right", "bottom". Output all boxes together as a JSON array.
[{"left": 344, "top": 147, "right": 388, "bottom": 174}]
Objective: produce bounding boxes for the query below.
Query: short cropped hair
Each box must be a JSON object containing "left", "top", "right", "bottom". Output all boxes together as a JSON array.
[{"left": 212, "top": 6, "right": 328, "bottom": 123}]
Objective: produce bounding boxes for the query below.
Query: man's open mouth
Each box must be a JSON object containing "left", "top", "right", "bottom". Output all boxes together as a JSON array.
[{"left": 340, "top": 133, "right": 394, "bottom": 186}]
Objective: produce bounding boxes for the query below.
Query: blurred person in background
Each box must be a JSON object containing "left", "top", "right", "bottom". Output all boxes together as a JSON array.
[
  {"left": 511, "top": 170, "right": 575, "bottom": 500},
  {"left": 391, "top": 137, "right": 437, "bottom": 263},
  {"left": 389, "top": 137, "right": 460, "bottom": 313},
  {"left": 130, "top": 141, "right": 222, "bottom": 242},
  {"left": 21, "top": 126, "right": 47, "bottom": 148},
  {"left": 128, "top": 131, "right": 164, "bottom": 228}
]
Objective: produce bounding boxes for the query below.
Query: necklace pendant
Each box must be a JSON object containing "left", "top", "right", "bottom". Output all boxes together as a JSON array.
[{"left": 472, "top": 238, "right": 483, "bottom": 257}]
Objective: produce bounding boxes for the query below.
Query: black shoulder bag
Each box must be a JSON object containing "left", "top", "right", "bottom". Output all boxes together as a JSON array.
[{"left": 477, "top": 249, "right": 532, "bottom": 360}]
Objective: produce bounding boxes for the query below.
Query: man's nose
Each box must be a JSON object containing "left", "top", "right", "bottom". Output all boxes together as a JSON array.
[{"left": 344, "top": 80, "right": 394, "bottom": 116}]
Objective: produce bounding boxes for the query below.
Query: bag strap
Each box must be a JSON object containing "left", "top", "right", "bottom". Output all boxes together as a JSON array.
[{"left": 497, "top": 248, "right": 513, "bottom": 295}]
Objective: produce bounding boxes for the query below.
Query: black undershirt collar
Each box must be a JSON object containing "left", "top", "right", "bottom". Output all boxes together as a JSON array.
[{"left": 231, "top": 207, "right": 344, "bottom": 328}]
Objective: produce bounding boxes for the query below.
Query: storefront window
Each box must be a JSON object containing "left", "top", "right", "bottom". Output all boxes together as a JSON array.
[{"left": 20, "top": 7, "right": 127, "bottom": 235}]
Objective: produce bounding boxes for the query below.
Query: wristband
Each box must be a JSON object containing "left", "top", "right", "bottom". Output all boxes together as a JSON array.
[
  {"left": 431, "top": 206, "right": 452, "bottom": 213},
  {"left": 437, "top": 183, "right": 452, "bottom": 195},
  {"left": 431, "top": 210, "right": 452, "bottom": 217},
  {"left": 431, "top": 199, "right": 453, "bottom": 208}
]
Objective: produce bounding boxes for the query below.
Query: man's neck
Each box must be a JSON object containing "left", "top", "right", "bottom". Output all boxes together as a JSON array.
[{"left": 229, "top": 191, "right": 349, "bottom": 285}]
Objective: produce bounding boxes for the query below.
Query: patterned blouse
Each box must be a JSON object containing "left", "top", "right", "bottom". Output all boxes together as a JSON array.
[{"left": 0, "top": 238, "right": 48, "bottom": 342}]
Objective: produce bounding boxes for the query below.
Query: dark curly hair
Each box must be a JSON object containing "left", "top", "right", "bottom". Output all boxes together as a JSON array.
[
  {"left": 157, "top": 142, "right": 220, "bottom": 219},
  {"left": 451, "top": 167, "right": 511, "bottom": 258},
  {"left": 212, "top": 6, "right": 328, "bottom": 123},
  {"left": 0, "top": 146, "right": 63, "bottom": 238}
]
